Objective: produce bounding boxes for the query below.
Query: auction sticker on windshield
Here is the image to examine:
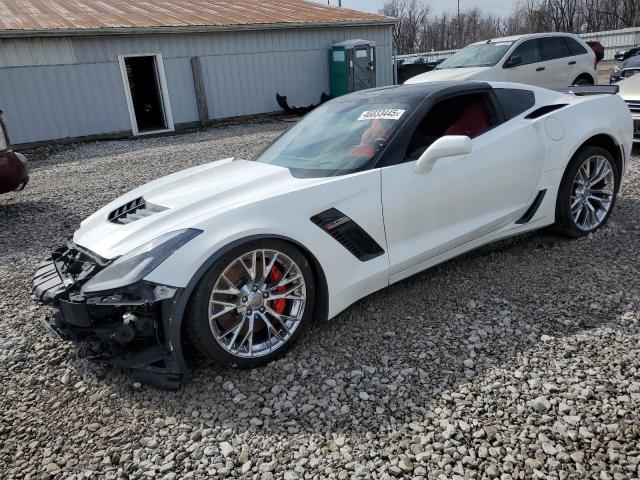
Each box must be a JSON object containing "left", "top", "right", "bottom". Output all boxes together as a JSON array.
[{"left": 358, "top": 109, "right": 406, "bottom": 121}]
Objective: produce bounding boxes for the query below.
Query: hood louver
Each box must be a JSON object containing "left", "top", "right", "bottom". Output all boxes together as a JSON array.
[{"left": 108, "top": 197, "right": 167, "bottom": 225}]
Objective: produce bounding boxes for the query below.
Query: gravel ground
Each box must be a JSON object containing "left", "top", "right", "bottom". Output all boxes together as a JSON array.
[{"left": 1, "top": 122, "right": 640, "bottom": 480}]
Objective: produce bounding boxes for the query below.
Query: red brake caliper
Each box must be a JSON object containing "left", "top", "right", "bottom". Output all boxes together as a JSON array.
[{"left": 268, "top": 264, "right": 287, "bottom": 315}]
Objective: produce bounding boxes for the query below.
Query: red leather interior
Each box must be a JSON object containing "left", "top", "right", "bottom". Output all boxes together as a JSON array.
[{"left": 445, "top": 100, "right": 490, "bottom": 137}]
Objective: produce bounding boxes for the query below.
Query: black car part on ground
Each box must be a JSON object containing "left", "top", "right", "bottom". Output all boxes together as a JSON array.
[
  {"left": 396, "top": 60, "right": 443, "bottom": 84},
  {"left": 32, "top": 243, "right": 186, "bottom": 390},
  {"left": 276, "top": 92, "right": 330, "bottom": 115}
]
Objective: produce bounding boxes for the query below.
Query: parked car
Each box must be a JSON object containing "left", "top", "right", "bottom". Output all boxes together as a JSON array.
[
  {"left": 405, "top": 33, "right": 598, "bottom": 88},
  {"left": 610, "top": 55, "right": 640, "bottom": 83},
  {"left": 615, "top": 46, "right": 640, "bottom": 62},
  {"left": 32, "top": 81, "right": 631, "bottom": 388},
  {"left": 617, "top": 73, "right": 640, "bottom": 141},
  {"left": 0, "top": 110, "right": 28, "bottom": 194},
  {"left": 397, "top": 57, "right": 445, "bottom": 84}
]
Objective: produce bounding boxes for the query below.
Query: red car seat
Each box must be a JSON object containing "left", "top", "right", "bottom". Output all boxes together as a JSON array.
[{"left": 445, "top": 100, "right": 490, "bottom": 137}]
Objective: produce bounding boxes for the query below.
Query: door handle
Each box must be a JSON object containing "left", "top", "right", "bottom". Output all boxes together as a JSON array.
[
  {"left": 536, "top": 67, "right": 546, "bottom": 71},
  {"left": 568, "top": 60, "right": 577, "bottom": 65}
]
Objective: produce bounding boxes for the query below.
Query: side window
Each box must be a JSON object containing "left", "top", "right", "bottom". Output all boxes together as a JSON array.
[
  {"left": 563, "top": 37, "right": 588, "bottom": 56},
  {"left": 404, "top": 93, "right": 499, "bottom": 160},
  {"left": 494, "top": 88, "right": 536, "bottom": 119},
  {"left": 539, "top": 37, "right": 570, "bottom": 60},
  {"left": 509, "top": 40, "right": 540, "bottom": 65}
]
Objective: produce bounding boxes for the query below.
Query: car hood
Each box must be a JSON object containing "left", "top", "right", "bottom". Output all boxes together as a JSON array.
[
  {"left": 404, "top": 67, "right": 492, "bottom": 84},
  {"left": 618, "top": 74, "right": 640, "bottom": 101},
  {"left": 74, "top": 159, "right": 318, "bottom": 259}
]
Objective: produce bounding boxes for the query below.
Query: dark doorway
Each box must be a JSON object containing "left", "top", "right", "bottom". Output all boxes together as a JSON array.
[{"left": 124, "top": 56, "right": 167, "bottom": 133}]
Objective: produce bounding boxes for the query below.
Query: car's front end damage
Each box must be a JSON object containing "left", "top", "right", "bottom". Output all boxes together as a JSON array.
[{"left": 32, "top": 230, "right": 202, "bottom": 390}]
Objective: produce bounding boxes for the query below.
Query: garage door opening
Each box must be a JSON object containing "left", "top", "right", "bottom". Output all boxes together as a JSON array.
[{"left": 119, "top": 54, "right": 174, "bottom": 135}]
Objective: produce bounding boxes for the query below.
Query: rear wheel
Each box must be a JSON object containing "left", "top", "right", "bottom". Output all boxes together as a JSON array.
[
  {"left": 184, "top": 240, "right": 315, "bottom": 367},
  {"left": 553, "top": 146, "right": 619, "bottom": 238}
]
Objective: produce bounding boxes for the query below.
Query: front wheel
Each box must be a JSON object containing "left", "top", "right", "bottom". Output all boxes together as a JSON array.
[
  {"left": 184, "top": 240, "right": 315, "bottom": 368},
  {"left": 553, "top": 146, "right": 619, "bottom": 238}
]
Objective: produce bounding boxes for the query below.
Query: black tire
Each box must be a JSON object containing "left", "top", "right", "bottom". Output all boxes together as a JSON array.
[
  {"left": 553, "top": 146, "right": 620, "bottom": 238},
  {"left": 184, "top": 239, "right": 315, "bottom": 368},
  {"left": 572, "top": 75, "right": 594, "bottom": 86}
]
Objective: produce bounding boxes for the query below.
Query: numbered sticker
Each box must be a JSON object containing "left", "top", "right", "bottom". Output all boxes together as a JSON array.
[{"left": 357, "top": 109, "right": 406, "bottom": 121}]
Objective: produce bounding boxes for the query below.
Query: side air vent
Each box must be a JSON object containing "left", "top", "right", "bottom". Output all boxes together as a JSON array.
[
  {"left": 311, "top": 208, "right": 384, "bottom": 262},
  {"left": 525, "top": 104, "right": 567, "bottom": 119},
  {"left": 108, "top": 197, "right": 167, "bottom": 225},
  {"left": 516, "top": 189, "right": 547, "bottom": 224}
]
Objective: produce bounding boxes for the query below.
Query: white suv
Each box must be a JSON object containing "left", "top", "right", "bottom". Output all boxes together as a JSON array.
[{"left": 406, "top": 33, "right": 597, "bottom": 88}]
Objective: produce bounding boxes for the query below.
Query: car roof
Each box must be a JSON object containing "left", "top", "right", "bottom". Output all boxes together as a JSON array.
[
  {"left": 335, "top": 81, "right": 493, "bottom": 104},
  {"left": 470, "top": 31, "right": 580, "bottom": 46}
]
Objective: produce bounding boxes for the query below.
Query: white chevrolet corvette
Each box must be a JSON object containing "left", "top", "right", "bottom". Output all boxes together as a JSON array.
[{"left": 33, "top": 81, "right": 632, "bottom": 388}]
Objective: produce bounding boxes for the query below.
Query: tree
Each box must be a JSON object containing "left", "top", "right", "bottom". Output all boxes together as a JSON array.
[{"left": 379, "top": 0, "right": 640, "bottom": 55}]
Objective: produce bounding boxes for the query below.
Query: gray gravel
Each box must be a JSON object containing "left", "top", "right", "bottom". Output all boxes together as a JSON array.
[{"left": 1, "top": 122, "right": 640, "bottom": 479}]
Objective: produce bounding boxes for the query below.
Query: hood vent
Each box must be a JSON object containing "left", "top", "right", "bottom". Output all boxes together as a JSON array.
[{"left": 108, "top": 197, "right": 167, "bottom": 225}]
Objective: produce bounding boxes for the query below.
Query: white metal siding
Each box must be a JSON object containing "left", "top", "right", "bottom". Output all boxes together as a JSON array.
[
  {"left": 0, "top": 62, "right": 130, "bottom": 144},
  {"left": 580, "top": 27, "right": 640, "bottom": 60},
  {"left": 0, "top": 25, "right": 393, "bottom": 144}
]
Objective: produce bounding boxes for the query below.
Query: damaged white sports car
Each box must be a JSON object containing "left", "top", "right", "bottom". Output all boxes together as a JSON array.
[{"left": 33, "top": 81, "right": 632, "bottom": 388}]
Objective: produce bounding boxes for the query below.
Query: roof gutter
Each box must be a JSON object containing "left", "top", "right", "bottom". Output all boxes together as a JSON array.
[{"left": 0, "top": 19, "right": 398, "bottom": 39}]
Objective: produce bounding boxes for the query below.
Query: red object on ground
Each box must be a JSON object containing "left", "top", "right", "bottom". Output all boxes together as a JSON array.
[{"left": 587, "top": 41, "right": 605, "bottom": 67}]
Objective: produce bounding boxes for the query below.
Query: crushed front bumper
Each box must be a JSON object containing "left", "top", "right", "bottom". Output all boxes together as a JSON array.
[{"left": 32, "top": 245, "right": 187, "bottom": 390}]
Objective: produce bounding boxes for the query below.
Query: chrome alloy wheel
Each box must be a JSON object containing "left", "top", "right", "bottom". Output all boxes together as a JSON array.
[
  {"left": 208, "top": 249, "right": 306, "bottom": 358},
  {"left": 570, "top": 155, "right": 615, "bottom": 231}
]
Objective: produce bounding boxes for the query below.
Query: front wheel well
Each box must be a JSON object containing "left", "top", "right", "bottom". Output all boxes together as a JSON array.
[{"left": 578, "top": 134, "right": 623, "bottom": 179}]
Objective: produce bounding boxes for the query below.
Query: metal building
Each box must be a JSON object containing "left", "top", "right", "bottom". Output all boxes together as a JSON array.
[{"left": 0, "top": 0, "right": 395, "bottom": 146}]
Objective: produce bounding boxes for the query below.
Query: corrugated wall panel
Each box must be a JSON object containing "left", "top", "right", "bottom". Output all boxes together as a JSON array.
[
  {"left": 0, "top": 62, "right": 130, "bottom": 144},
  {"left": 0, "top": 37, "right": 77, "bottom": 67}
]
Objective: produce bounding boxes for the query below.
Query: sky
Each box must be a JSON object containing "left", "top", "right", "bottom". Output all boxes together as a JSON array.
[{"left": 316, "top": 0, "right": 517, "bottom": 16}]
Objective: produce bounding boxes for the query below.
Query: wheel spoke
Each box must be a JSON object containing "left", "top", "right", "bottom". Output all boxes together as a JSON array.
[
  {"left": 570, "top": 197, "right": 582, "bottom": 212},
  {"left": 238, "top": 252, "right": 257, "bottom": 282},
  {"left": 260, "top": 312, "right": 285, "bottom": 342},
  {"left": 269, "top": 284, "right": 304, "bottom": 300},
  {"left": 589, "top": 162, "right": 611, "bottom": 186},
  {"left": 219, "top": 315, "right": 245, "bottom": 344},
  {"left": 213, "top": 274, "right": 241, "bottom": 296},
  {"left": 265, "top": 306, "right": 294, "bottom": 334},
  {"left": 210, "top": 300, "right": 237, "bottom": 320},
  {"left": 235, "top": 316, "right": 254, "bottom": 354},
  {"left": 259, "top": 252, "right": 279, "bottom": 287},
  {"left": 266, "top": 273, "right": 303, "bottom": 292}
]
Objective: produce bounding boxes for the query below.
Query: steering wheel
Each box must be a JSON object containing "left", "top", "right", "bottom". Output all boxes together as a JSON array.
[{"left": 371, "top": 137, "right": 387, "bottom": 150}]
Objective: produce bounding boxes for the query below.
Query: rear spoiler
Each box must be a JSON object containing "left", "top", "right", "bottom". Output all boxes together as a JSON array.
[{"left": 558, "top": 85, "right": 619, "bottom": 96}]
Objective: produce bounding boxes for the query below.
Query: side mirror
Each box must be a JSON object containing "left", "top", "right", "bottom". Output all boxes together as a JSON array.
[
  {"left": 415, "top": 136, "right": 472, "bottom": 174},
  {"left": 504, "top": 55, "right": 522, "bottom": 68}
]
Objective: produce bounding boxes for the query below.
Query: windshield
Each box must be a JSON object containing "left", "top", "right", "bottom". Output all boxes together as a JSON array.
[
  {"left": 437, "top": 41, "right": 514, "bottom": 69},
  {"left": 253, "top": 98, "right": 416, "bottom": 176}
]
